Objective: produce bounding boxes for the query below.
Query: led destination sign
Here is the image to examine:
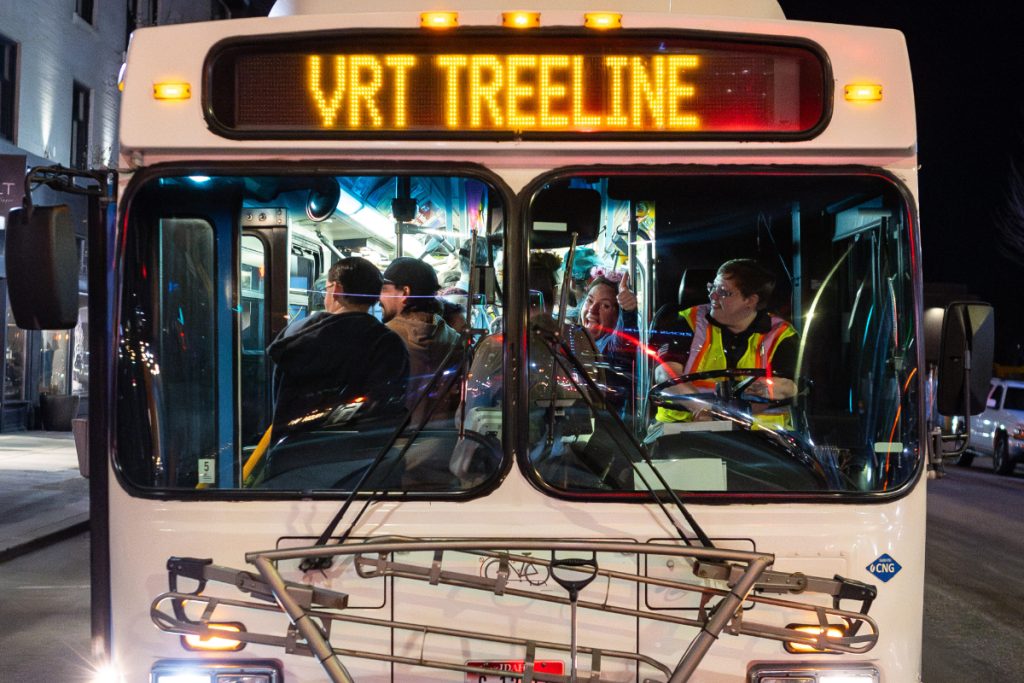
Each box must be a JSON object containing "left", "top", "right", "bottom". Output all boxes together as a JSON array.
[{"left": 206, "top": 32, "right": 827, "bottom": 139}]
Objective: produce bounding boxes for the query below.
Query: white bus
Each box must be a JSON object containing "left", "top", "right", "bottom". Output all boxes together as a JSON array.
[{"left": 5, "top": 1, "right": 995, "bottom": 681}]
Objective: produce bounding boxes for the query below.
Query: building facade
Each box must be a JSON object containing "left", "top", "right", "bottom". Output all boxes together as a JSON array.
[
  {"left": 0, "top": 0, "right": 126, "bottom": 430},
  {"left": 0, "top": 0, "right": 263, "bottom": 431}
]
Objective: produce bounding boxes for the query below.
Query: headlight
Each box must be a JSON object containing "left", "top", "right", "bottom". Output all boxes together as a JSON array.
[
  {"left": 749, "top": 662, "right": 879, "bottom": 683},
  {"left": 151, "top": 660, "right": 281, "bottom": 683}
]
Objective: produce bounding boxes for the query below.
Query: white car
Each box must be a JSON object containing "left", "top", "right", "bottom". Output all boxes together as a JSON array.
[{"left": 962, "top": 378, "right": 1024, "bottom": 475}]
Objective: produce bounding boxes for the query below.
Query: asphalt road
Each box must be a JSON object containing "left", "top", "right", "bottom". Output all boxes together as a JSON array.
[
  {"left": 0, "top": 531, "right": 91, "bottom": 682},
  {"left": 921, "top": 462, "right": 1024, "bottom": 681},
  {"left": 2, "top": 464, "right": 1022, "bottom": 682}
]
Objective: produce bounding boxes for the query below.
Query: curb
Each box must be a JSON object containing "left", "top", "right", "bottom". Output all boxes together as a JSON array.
[{"left": 0, "top": 517, "right": 90, "bottom": 564}]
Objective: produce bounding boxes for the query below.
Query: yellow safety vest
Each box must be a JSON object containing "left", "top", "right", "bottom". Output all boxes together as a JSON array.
[{"left": 656, "top": 305, "right": 797, "bottom": 429}]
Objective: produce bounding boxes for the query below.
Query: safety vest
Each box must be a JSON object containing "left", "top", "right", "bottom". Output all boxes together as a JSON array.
[{"left": 656, "top": 305, "right": 797, "bottom": 429}]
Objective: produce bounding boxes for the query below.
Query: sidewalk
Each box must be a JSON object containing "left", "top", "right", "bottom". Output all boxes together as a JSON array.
[{"left": 0, "top": 431, "right": 88, "bottom": 561}]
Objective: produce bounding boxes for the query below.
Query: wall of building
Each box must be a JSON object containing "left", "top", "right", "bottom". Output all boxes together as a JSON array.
[{"left": 0, "top": 1, "right": 126, "bottom": 167}]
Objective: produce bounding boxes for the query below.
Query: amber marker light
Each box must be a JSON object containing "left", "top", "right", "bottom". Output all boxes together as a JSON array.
[
  {"left": 584, "top": 12, "right": 622, "bottom": 30},
  {"left": 503, "top": 11, "right": 541, "bottom": 28},
  {"left": 181, "top": 623, "right": 245, "bottom": 652},
  {"left": 844, "top": 83, "right": 883, "bottom": 102},
  {"left": 152, "top": 82, "right": 191, "bottom": 100},
  {"left": 421, "top": 11, "right": 458, "bottom": 29},
  {"left": 784, "top": 624, "right": 846, "bottom": 654}
]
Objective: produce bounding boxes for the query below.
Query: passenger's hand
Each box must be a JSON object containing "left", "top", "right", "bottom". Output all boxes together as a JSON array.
[{"left": 617, "top": 272, "right": 638, "bottom": 312}]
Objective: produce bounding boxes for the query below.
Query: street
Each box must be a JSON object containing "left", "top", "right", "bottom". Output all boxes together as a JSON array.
[
  {"left": 0, "top": 532, "right": 90, "bottom": 681},
  {"left": 1, "top": 465, "right": 1022, "bottom": 682},
  {"left": 922, "top": 463, "right": 1024, "bottom": 681}
]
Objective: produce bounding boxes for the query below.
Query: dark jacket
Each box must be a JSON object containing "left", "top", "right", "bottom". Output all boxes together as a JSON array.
[{"left": 267, "top": 311, "right": 409, "bottom": 436}]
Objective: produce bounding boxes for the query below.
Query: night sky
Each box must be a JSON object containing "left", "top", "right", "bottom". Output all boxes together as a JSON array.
[{"left": 779, "top": 2, "right": 1024, "bottom": 362}]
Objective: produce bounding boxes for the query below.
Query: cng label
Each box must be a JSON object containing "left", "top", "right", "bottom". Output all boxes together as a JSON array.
[{"left": 866, "top": 553, "right": 902, "bottom": 582}]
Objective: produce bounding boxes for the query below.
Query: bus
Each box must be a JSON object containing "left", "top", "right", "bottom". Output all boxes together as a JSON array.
[{"left": 5, "top": 1, "right": 995, "bottom": 681}]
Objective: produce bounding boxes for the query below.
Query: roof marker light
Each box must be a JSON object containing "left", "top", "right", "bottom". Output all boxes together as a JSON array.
[
  {"left": 421, "top": 11, "right": 458, "bottom": 29},
  {"left": 153, "top": 82, "right": 191, "bottom": 100},
  {"left": 845, "top": 83, "right": 883, "bottom": 102},
  {"left": 503, "top": 11, "right": 540, "bottom": 28},
  {"left": 584, "top": 12, "right": 622, "bottom": 30}
]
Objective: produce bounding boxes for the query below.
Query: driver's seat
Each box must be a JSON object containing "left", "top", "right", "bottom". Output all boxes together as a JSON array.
[{"left": 650, "top": 266, "right": 717, "bottom": 342}]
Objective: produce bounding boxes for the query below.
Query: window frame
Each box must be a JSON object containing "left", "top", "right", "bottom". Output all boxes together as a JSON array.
[{"left": 0, "top": 33, "right": 17, "bottom": 142}]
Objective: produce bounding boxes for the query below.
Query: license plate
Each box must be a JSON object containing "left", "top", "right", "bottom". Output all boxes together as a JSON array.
[{"left": 465, "top": 660, "right": 564, "bottom": 682}]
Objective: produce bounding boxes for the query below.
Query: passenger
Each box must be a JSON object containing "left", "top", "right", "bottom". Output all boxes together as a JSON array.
[
  {"left": 579, "top": 272, "right": 638, "bottom": 355},
  {"left": 455, "top": 252, "right": 613, "bottom": 485},
  {"left": 437, "top": 286, "right": 471, "bottom": 334},
  {"left": 380, "top": 257, "right": 465, "bottom": 424},
  {"left": 579, "top": 272, "right": 640, "bottom": 415},
  {"left": 267, "top": 256, "right": 409, "bottom": 439},
  {"left": 563, "top": 246, "right": 602, "bottom": 321},
  {"left": 654, "top": 258, "right": 798, "bottom": 426}
]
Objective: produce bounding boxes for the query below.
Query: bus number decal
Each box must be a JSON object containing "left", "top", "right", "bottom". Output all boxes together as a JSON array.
[{"left": 197, "top": 458, "right": 216, "bottom": 485}]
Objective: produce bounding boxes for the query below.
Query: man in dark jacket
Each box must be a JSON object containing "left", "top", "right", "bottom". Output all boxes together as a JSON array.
[
  {"left": 267, "top": 256, "right": 409, "bottom": 439},
  {"left": 380, "top": 257, "right": 464, "bottom": 423}
]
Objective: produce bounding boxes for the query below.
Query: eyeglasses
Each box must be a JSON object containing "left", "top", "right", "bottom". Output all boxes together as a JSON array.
[{"left": 706, "top": 282, "right": 735, "bottom": 299}]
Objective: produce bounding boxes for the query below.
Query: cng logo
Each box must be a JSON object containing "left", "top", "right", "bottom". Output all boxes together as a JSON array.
[{"left": 866, "top": 553, "right": 902, "bottom": 582}]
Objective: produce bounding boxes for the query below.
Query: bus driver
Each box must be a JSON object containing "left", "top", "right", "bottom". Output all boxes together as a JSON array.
[{"left": 653, "top": 258, "right": 798, "bottom": 427}]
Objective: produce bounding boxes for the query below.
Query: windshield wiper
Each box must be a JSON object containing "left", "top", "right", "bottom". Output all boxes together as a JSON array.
[
  {"left": 531, "top": 323, "right": 714, "bottom": 549},
  {"left": 301, "top": 229, "right": 495, "bottom": 572},
  {"left": 298, "top": 326, "right": 470, "bottom": 572}
]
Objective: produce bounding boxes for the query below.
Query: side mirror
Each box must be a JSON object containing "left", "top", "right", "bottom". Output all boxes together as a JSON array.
[
  {"left": 936, "top": 301, "right": 994, "bottom": 416},
  {"left": 5, "top": 205, "right": 79, "bottom": 329},
  {"left": 529, "top": 187, "right": 601, "bottom": 248}
]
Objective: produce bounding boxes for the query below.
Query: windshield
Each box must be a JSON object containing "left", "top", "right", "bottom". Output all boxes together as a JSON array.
[
  {"left": 116, "top": 171, "right": 505, "bottom": 494},
  {"left": 523, "top": 172, "right": 920, "bottom": 496}
]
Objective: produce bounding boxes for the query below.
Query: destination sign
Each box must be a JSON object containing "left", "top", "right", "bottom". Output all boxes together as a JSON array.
[{"left": 206, "top": 31, "right": 827, "bottom": 139}]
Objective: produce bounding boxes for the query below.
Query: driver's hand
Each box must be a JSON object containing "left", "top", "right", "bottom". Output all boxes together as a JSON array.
[
  {"left": 663, "top": 381, "right": 698, "bottom": 395},
  {"left": 747, "top": 377, "right": 796, "bottom": 400}
]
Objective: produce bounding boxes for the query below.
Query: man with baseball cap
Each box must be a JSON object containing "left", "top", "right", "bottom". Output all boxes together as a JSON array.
[{"left": 380, "top": 257, "right": 465, "bottom": 487}]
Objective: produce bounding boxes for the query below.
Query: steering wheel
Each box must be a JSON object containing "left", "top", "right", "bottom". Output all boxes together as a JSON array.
[{"left": 649, "top": 368, "right": 795, "bottom": 418}]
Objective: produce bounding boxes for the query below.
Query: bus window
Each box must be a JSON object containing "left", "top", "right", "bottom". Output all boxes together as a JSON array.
[
  {"left": 526, "top": 172, "right": 918, "bottom": 496},
  {"left": 287, "top": 244, "right": 320, "bottom": 322},
  {"left": 116, "top": 172, "right": 505, "bottom": 495}
]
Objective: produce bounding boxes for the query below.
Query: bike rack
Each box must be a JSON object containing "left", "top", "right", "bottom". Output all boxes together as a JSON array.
[{"left": 152, "top": 537, "right": 879, "bottom": 682}]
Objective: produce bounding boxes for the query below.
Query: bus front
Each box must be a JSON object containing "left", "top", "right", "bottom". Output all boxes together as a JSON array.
[{"left": 97, "top": 5, "right": 926, "bottom": 682}]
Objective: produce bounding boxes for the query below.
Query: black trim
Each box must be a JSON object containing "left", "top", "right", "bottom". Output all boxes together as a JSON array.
[
  {"left": 201, "top": 26, "right": 833, "bottom": 143},
  {"left": 89, "top": 175, "right": 116, "bottom": 659}
]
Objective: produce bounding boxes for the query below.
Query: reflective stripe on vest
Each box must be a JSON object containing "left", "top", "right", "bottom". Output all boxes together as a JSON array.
[{"left": 656, "top": 305, "right": 796, "bottom": 427}]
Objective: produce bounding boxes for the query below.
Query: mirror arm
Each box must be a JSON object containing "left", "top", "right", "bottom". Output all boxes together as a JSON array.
[{"left": 23, "top": 165, "right": 110, "bottom": 216}]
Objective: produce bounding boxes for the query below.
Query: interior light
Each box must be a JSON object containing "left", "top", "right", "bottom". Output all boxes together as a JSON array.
[
  {"left": 153, "top": 82, "right": 192, "bottom": 100},
  {"left": 188, "top": 176, "right": 211, "bottom": 183},
  {"left": 421, "top": 11, "right": 458, "bottom": 29},
  {"left": 180, "top": 623, "right": 245, "bottom": 652},
  {"left": 784, "top": 623, "right": 846, "bottom": 654},
  {"left": 844, "top": 83, "right": 883, "bottom": 102},
  {"left": 584, "top": 12, "right": 622, "bottom": 29},
  {"left": 502, "top": 11, "right": 540, "bottom": 28}
]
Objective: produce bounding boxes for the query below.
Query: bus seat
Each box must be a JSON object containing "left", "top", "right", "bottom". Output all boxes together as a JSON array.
[{"left": 651, "top": 266, "right": 717, "bottom": 337}]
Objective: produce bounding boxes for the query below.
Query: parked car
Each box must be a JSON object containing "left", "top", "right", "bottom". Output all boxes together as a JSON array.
[{"left": 961, "top": 378, "right": 1024, "bottom": 474}]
